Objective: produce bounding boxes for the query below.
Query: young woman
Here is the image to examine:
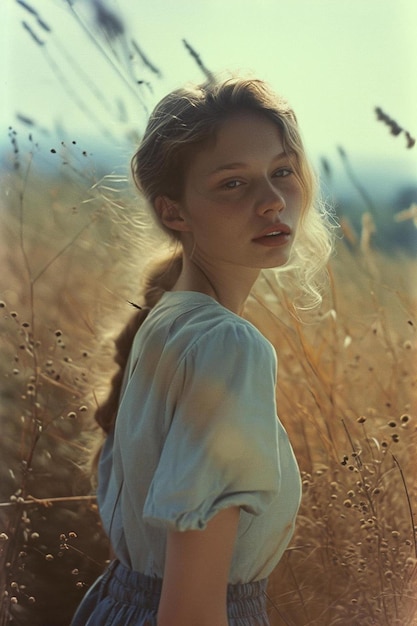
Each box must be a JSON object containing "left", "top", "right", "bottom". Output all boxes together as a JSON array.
[{"left": 71, "top": 77, "right": 333, "bottom": 626}]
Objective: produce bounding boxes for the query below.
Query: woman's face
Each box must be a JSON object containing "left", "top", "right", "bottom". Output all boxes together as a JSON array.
[{"left": 174, "top": 111, "right": 303, "bottom": 272}]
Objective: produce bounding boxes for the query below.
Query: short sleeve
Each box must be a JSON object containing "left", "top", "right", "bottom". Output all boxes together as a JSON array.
[{"left": 142, "top": 321, "right": 281, "bottom": 531}]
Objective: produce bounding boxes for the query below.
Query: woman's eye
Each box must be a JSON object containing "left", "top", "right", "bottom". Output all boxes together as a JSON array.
[
  {"left": 273, "top": 167, "right": 293, "bottom": 178},
  {"left": 223, "top": 179, "right": 243, "bottom": 189}
]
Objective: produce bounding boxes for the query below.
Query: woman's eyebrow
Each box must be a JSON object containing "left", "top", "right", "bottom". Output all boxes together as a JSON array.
[{"left": 207, "top": 151, "right": 288, "bottom": 176}]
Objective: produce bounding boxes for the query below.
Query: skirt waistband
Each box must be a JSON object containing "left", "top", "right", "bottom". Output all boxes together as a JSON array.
[{"left": 103, "top": 560, "right": 268, "bottom": 620}]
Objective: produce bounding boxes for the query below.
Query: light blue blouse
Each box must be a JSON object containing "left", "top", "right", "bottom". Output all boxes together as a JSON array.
[{"left": 97, "top": 291, "right": 301, "bottom": 584}]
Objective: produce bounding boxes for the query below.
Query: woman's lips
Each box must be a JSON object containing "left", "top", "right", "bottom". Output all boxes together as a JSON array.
[{"left": 252, "top": 223, "right": 291, "bottom": 246}]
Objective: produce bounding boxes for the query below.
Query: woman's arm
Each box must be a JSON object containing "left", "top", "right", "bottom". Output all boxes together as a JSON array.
[{"left": 157, "top": 506, "right": 240, "bottom": 626}]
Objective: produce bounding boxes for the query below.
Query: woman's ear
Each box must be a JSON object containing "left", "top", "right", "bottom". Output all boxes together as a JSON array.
[{"left": 154, "top": 196, "right": 191, "bottom": 233}]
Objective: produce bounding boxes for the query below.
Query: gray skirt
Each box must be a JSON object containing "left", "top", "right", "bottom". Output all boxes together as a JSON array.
[{"left": 71, "top": 560, "right": 270, "bottom": 625}]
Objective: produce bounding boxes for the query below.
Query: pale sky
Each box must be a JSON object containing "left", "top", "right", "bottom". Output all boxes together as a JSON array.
[{"left": 2, "top": 0, "right": 417, "bottom": 178}]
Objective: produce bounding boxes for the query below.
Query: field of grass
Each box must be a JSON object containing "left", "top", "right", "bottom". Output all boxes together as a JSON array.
[
  {"left": 0, "top": 150, "right": 416, "bottom": 625},
  {"left": 1, "top": 2, "right": 416, "bottom": 624}
]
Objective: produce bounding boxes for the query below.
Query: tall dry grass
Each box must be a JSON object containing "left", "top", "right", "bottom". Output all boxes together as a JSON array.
[
  {"left": 246, "top": 244, "right": 417, "bottom": 625},
  {"left": 0, "top": 147, "right": 159, "bottom": 624},
  {"left": 2, "top": 2, "right": 416, "bottom": 624},
  {"left": 1, "top": 146, "right": 416, "bottom": 625}
]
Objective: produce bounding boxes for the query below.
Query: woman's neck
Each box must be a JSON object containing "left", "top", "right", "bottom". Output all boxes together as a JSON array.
[{"left": 172, "top": 255, "right": 260, "bottom": 316}]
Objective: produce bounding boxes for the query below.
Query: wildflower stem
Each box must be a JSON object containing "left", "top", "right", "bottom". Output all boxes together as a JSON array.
[
  {"left": 64, "top": 0, "right": 147, "bottom": 111},
  {"left": 338, "top": 146, "right": 378, "bottom": 218},
  {"left": 392, "top": 455, "right": 417, "bottom": 559},
  {"left": 0, "top": 495, "right": 97, "bottom": 508}
]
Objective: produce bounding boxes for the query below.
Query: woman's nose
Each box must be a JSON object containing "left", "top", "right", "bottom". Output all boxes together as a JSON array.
[{"left": 255, "top": 180, "right": 285, "bottom": 215}]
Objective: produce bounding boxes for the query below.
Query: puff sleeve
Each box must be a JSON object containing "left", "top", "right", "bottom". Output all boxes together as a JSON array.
[{"left": 142, "top": 321, "right": 281, "bottom": 531}]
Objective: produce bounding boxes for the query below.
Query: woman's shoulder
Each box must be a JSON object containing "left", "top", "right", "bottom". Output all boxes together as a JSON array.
[
  {"left": 130, "top": 290, "right": 276, "bottom": 377},
  {"left": 162, "top": 291, "right": 270, "bottom": 341},
  {"left": 158, "top": 292, "right": 275, "bottom": 366}
]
